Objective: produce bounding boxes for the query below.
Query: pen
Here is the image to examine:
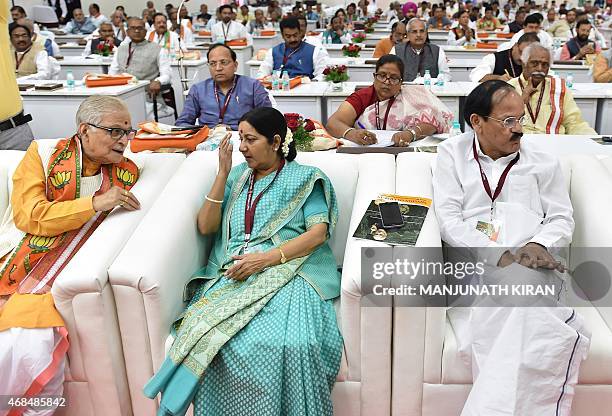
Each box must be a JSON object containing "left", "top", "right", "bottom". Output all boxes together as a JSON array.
[{"left": 356, "top": 121, "right": 366, "bottom": 129}]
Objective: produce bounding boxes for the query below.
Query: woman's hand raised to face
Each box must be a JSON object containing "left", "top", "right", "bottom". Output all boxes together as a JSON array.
[{"left": 218, "top": 133, "right": 233, "bottom": 177}]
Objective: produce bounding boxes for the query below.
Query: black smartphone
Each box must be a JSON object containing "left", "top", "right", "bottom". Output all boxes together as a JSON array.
[
  {"left": 602, "top": 136, "right": 612, "bottom": 143},
  {"left": 378, "top": 202, "right": 404, "bottom": 229}
]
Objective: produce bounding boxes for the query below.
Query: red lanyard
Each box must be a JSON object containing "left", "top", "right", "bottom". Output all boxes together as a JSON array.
[
  {"left": 14, "top": 47, "right": 32, "bottom": 70},
  {"left": 472, "top": 138, "right": 520, "bottom": 219},
  {"left": 282, "top": 41, "right": 302, "bottom": 66},
  {"left": 243, "top": 159, "right": 285, "bottom": 251},
  {"left": 214, "top": 77, "right": 237, "bottom": 124},
  {"left": 518, "top": 77, "right": 546, "bottom": 124},
  {"left": 222, "top": 22, "right": 231, "bottom": 41},
  {"left": 126, "top": 42, "right": 135, "bottom": 66},
  {"left": 374, "top": 96, "right": 396, "bottom": 130}
]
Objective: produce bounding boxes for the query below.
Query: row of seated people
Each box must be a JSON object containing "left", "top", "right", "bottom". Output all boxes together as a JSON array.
[{"left": 0, "top": 80, "right": 594, "bottom": 416}]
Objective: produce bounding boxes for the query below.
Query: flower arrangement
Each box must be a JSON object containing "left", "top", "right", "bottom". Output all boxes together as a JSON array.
[
  {"left": 323, "top": 65, "right": 349, "bottom": 83},
  {"left": 284, "top": 113, "right": 315, "bottom": 151},
  {"left": 342, "top": 44, "right": 361, "bottom": 58},
  {"left": 96, "top": 41, "right": 115, "bottom": 57},
  {"left": 364, "top": 16, "right": 378, "bottom": 33},
  {"left": 351, "top": 31, "right": 366, "bottom": 43}
]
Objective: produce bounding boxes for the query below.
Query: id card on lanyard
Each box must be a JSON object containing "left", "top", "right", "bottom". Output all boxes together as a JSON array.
[
  {"left": 242, "top": 160, "right": 285, "bottom": 253},
  {"left": 279, "top": 42, "right": 302, "bottom": 74},
  {"left": 472, "top": 138, "right": 520, "bottom": 241},
  {"left": 214, "top": 77, "right": 237, "bottom": 124},
  {"left": 374, "top": 96, "right": 396, "bottom": 130}
]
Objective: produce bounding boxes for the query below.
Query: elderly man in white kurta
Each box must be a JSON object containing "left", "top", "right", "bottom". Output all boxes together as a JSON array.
[{"left": 432, "top": 80, "right": 591, "bottom": 416}]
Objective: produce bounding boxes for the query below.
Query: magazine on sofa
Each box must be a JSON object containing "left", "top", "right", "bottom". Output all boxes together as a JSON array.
[{"left": 352, "top": 194, "right": 431, "bottom": 246}]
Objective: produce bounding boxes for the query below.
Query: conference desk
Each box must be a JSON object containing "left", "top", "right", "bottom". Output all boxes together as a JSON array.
[
  {"left": 19, "top": 80, "right": 149, "bottom": 140},
  {"left": 58, "top": 56, "right": 110, "bottom": 79},
  {"left": 57, "top": 57, "right": 209, "bottom": 113},
  {"left": 324, "top": 43, "right": 375, "bottom": 58},
  {"left": 58, "top": 44, "right": 87, "bottom": 57},
  {"left": 54, "top": 34, "right": 87, "bottom": 44}
]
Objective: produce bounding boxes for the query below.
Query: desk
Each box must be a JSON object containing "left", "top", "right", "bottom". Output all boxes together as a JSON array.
[
  {"left": 270, "top": 82, "right": 329, "bottom": 121},
  {"left": 58, "top": 44, "right": 86, "bottom": 57},
  {"left": 252, "top": 35, "right": 280, "bottom": 52},
  {"left": 324, "top": 43, "right": 375, "bottom": 58},
  {"left": 54, "top": 34, "right": 87, "bottom": 44},
  {"left": 442, "top": 46, "right": 503, "bottom": 60},
  {"left": 58, "top": 56, "right": 110, "bottom": 78},
  {"left": 19, "top": 81, "right": 148, "bottom": 140},
  {"left": 247, "top": 57, "right": 376, "bottom": 81}
]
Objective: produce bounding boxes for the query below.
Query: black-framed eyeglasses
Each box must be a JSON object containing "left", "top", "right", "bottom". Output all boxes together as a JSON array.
[
  {"left": 484, "top": 115, "right": 527, "bottom": 129},
  {"left": 88, "top": 123, "right": 137, "bottom": 141},
  {"left": 128, "top": 26, "right": 147, "bottom": 31},
  {"left": 373, "top": 72, "right": 403, "bottom": 85}
]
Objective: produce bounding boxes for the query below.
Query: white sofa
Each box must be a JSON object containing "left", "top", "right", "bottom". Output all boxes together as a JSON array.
[
  {"left": 107, "top": 151, "right": 397, "bottom": 416},
  {"left": 0, "top": 146, "right": 185, "bottom": 416},
  {"left": 391, "top": 152, "right": 612, "bottom": 416}
]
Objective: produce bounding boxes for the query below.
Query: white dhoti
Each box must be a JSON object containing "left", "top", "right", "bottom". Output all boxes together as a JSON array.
[{"left": 448, "top": 264, "right": 591, "bottom": 416}]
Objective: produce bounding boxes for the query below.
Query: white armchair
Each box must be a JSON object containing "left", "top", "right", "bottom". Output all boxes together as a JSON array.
[
  {"left": 391, "top": 152, "right": 612, "bottom": 416},
  {"left": 107, "top": 151, "right": 397, "bottom": 416},
  {"left": 0, "top": 146, "right": 185, "bottom": 416}
]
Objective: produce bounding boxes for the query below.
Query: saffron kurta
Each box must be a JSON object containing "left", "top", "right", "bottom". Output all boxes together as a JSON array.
[{"left": 508, "top": 74, "right": 596, "bottom": 135}]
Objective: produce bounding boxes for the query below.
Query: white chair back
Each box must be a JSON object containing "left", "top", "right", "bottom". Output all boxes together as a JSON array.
[{"left": 32, "top": 6, "right": 59, "bottom": 25}]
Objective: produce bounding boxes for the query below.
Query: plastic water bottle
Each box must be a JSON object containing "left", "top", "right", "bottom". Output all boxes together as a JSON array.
[
  {"left": 66, "top": 70, "right": 75, "bottom": 90},
  {"left": 281, "top": 71, "right": 290, "bottom": 91},
  {"left": 271, "top": 70, "right": 280, "bottom": 90},
  {"left": 565, "top": 72, "right": 574, "bottom": 89},
  {"left": 449, "top": 120, "right": 462, "bottom": 138},
  {"left": 423, "top": 70, "right": 431, "bottom": 89}
]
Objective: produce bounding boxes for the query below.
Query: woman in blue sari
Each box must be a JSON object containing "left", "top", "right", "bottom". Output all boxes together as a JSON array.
[{"left": 144, "top": 107, "right": 343, "bottom": 416}]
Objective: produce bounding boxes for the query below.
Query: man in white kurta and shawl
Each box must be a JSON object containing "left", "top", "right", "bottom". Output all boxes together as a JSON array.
[{"left": 432, "top": 80, "right": 591, "bottom": 416}]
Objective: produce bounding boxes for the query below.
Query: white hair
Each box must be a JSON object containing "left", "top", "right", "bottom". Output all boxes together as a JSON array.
[
  {"left": 75, "top": 95, "right": 129, "bottom": 127},
  {"left": 406, "top": 17, "right": 425, "bottom": 31},
  {"left": 520, "top": 42, "right": 554, "bottom": 66}
]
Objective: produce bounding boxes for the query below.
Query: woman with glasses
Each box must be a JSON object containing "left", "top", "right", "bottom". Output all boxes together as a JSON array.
[
  {"left": 145, "top": 107, "right": 342, "bottom": 416},
  {"left": 0, "top": 95, "right": 140, "bottom": 411},
  {"left": 176, "top": 44, "right": 272, "bottom": 130},
  {"left": 326, "top": 54, "right": 453, "bottom": 146}
]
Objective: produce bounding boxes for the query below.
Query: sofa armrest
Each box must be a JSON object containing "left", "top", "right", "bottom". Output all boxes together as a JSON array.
[
  {"left": 109, "top": 151, "right": 219, "bottom": 372},
  {"left": 568, "top": 155, "right": 612, "bottom": 332}
]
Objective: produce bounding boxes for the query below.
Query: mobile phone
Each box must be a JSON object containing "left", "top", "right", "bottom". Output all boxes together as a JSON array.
[
  {"left": 378, "top": 202, "right": 404, "bottom": 229},
  {"left": 602, "top": 136, "right": 612, "bottom": 143}
]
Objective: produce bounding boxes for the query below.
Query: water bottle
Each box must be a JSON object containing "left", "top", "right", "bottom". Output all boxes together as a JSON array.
[
  {"left": 271, "top": 70, "right": 280, "bottom": 91},
  {"left": 66, "top": 71, "right": 75, "bottom": 89},
  {"left": 281, "top": 71, "right": 290, "bottom": 91},
  {"left": 565, "top": 72, "right": 574, "bottom": 89},
  {"left": 449, "top": 120, "right": 462, "bottom": 138},
  {"left": 423, "top": 70, "right": 431, "bottom": 89}
]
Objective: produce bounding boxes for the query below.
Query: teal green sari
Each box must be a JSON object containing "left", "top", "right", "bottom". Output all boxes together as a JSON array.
[{"left": 144, "top": 161, "right": 343, "bottom": 416}]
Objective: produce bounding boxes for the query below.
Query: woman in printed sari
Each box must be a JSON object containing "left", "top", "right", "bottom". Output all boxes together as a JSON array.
[
  {"left": 0, "top": 95, "right": 140, "bottom": 414},
  {"left": 144, "top": 107, "right": 343, "bottom": 416},
  {"left": 326, "top": 54, "right": 453, "bottom": 146}
]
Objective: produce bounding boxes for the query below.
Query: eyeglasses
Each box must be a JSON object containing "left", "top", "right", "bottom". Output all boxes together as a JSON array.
[
  {"left": 88, "top": 123, "right": 137, "bottom": 141},
  {"left": 373, "top": 72, "right": 403, "bottom": 85},
  {"left": 128, "top": 26, "right": 146, "bottom": 31},
  {"left": 484, "top": 115, "right": 527, "bottom": 129},
  {"left": 207, "top": 59, "right": 233, "bottom": 68}
]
